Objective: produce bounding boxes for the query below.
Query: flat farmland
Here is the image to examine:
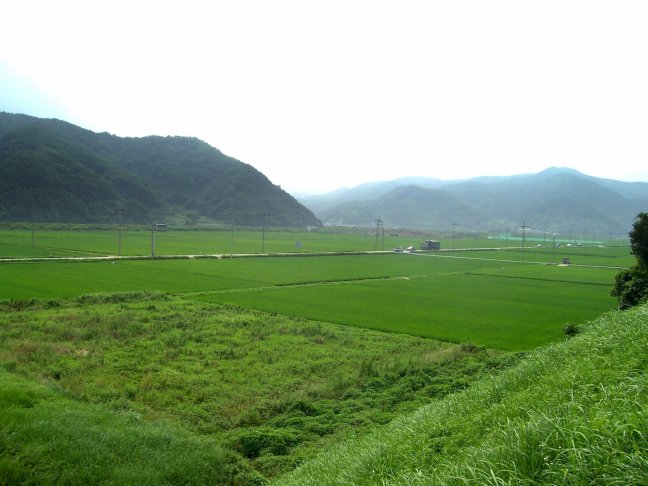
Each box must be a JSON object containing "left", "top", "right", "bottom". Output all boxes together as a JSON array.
[
  {"left": 4, "top": 227, "right": 625, "bottom": 259},
  {"left": 1, "top": 246, "right": 620, "bottom": 350},
  {"left": 0, "top": 228, "right": 442, "bottom": 257},
  {"left": 0, "top": 254, "right": 519, "bottom": 299},
  {"left": 192, "top": 261, "right": 618, "bottom": 351}
]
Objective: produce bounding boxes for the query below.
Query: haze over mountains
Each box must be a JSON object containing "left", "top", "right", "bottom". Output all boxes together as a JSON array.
[
  {"left": 1, "top": 112, "right": 645, "bottom": 234},
  {"left": 298, "top": 168, "right": 648, "bottom": 235},
  {"left": 0, "top": 113, "right": 320, "bottom": 227}
]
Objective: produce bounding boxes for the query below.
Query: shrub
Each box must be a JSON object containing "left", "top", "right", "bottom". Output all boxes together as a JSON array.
[
  {"left": 229, "top": 427, "right": 301, "bottom": 458},
  {"left": 563, "top": 322, "right": 581, "bottom": 337}
]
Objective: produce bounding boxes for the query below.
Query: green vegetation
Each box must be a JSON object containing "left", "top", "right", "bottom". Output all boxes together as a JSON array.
[
  {"left": 0, "top": 225, "right": 632, "bottom": 265},
  {"left": 0, "top": 370, "right": 259, "bottom": 485},
  {"left": 611, "top": 212, "right": 648, "bottom": 309},
  {"left": 0, "top": 112, "right": 319, "bottom": 227},
  {"left": 0, "top": 294, "right": 516, "bottom": 482},
  {"left": 194, "top": 263, "right": 616, "bottom": 351},
  {"left": 278, "top": 303, "right": 648, "bottom": 485},
  {"left": 0, "top": 226, "right": 413, "bottom": 258},
  {"left": 0, "top": 226, "right": 641, "bottom": 483},
  {"left": 0, "top": 251, "right": 620, "bottom": 350}
]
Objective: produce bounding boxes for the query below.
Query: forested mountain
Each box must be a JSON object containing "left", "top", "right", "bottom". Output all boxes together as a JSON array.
[
  {"left": 0, "top": 112, "right": 321, "bottom": 227},
  {"left": 301, "top": 168, "right": 648, "bottom": 234}
]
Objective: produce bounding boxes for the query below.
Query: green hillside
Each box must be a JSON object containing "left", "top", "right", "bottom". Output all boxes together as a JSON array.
[
  {"left": 279, "top": 304, "right": 648, "bottom": 484},
  {"left": 0, "top": 112, "right": 321, "bottom": 227}
]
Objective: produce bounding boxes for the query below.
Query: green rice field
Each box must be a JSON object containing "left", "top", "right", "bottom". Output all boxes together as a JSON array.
[{"left": 1, "top": 231, "right": 628, "bottom": 351}]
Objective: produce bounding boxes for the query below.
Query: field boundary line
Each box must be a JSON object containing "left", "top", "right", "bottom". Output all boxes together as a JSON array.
[
  {"left": 411, "top": 251, "right": 628, "bottom": 270},
  {"left": 466, "top": 272, "right": 613, "bottom": 287},
  {"left": 175, "top": 274, "right": 420, "bottom": 297}
]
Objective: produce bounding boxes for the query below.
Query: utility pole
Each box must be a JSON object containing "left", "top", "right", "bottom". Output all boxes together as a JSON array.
[
  {"left": 520, "top": 221, "right": 528, "bottom": 261},
  {"left": 151, "top": 222, "right": 167, "bottom": 259},
  {"left": 31, "top": 221, "right": 35, "bottom": 248},
  {"left": 231, "top": 223, "right": 234, "bottom": 258},
  {"left": 261, "top": 212, "right": 269, "bottom": 253},
  {"left": 452, "top": 223, "right": 457, "bottom": 250},
  {"left": 115, "top": 208, "right": 125, "bottom": 256},
  {"left": 374, "top": 217, "right": 383, "bottom": 251},
  {"left": 151, "top": 223, "right": 156, "bottom": 259},
  {"left": 552, "top": 233, "right": 557, "bottom": 264}
]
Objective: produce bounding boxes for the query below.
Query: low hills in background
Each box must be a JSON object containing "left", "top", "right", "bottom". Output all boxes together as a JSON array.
[
  {"left": 2, "top": 112, "right": 645, "bottom": 234},
  {"left": 0, "top": 113, "right": 320, "bottom": 227},
  {"left": 299, "top": 168, "right": 648, "bottom": 235}
]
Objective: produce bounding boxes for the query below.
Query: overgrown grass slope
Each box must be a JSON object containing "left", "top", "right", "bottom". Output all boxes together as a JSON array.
[{"left": 278, "top": 304, "right": 648, "bottom": 485}]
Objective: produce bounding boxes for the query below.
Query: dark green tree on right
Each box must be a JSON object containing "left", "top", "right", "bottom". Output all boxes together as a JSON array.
[{"left": 611, "top": 212, "right": 648, "bottom": 309}]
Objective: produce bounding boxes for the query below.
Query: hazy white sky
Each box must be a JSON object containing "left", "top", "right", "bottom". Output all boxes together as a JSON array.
[{"left": 1, "top": 1, "right": 647, "bottom": 194}]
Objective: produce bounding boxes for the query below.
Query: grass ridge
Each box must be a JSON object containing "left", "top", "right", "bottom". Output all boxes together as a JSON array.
[{"left": 277, "top": 304, "right": 648, "bottom": 484}]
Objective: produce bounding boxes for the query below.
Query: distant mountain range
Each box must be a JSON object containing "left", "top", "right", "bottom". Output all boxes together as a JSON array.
[
  {"left": 298, "top": 168, "right": 648, "bottom": 234},
  {"left": 0, "top": 113, "right": 320, "bottom": 227}
]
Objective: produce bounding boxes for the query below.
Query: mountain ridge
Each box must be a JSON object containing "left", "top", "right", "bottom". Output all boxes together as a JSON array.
[
  {"left": 299, "top": 167, "right": 648, "bottom": 234},
  {"left": 0, "top": 112, "right": 321, "bottom": 227}
]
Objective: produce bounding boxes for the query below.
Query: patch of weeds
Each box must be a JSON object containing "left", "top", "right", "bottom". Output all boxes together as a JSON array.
[
  {"left": 228, "top": 427, "right": 302, "bottom": 459},
  {"left": 74, "top": 291, "right": 169, "bottom": 306},
  {"left": 8, "top": 298, "right": 35, "bottom": 311},
  {"left": 564, "top": 322, "right": 581, "bottom": 337}
]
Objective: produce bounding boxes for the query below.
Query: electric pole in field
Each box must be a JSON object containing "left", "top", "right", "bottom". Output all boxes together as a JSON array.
[
  {"left": 151, "top": 222, "right": 167, "bottom": 259},
  {"left": 115, "top": 208, "right": 125, "bottom": 256},
  {"left": 520, "top": 221, "right": 528, "bottom": 261},
  {"left": 261, "top": 212, "right": 269, "bottom": 253},
  {"left": 452, "top": 222, "right": 457, "bottom": 250},
  {"left": 374, "top": 217, "right": 383, "bottom": 251}
]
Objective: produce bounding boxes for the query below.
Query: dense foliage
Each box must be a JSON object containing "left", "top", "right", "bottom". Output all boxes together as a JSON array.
[
  {"left": 611, "top": 212, "right": 648, "bottom": 308},
  {"left": 0, "top": 294, "right": 517, "bottom": 482},
  {"left": 0, "top": 112, "right": 320, "bottom": 227},
  {"left": 279, "top": 304, "right": 648, "bottom": 484}
]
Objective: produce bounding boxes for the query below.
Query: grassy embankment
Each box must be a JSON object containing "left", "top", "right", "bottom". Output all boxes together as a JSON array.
[
  {"left": 2, "top": 295, "right": 646, "bottom": 484},
  {"left": 0, "top": 293, "right": 514, "bottom": 483},
  {"left": 278, "top": 303, "right": 648, "bottom": 484}
]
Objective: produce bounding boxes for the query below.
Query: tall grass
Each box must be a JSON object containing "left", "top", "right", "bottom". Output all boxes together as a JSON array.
[
  {"left": 0, "top": 370, "right": 263, "bottom": 485},
  {"left": 277, "top": 304, "right": 648, "bottom": 484},
  {"left": 0, "top": 295, "right": 512, "bottom": 481}
]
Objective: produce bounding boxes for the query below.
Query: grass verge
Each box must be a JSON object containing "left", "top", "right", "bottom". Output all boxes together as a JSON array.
[{"left": 277, "top": 304, "right": 648, "bottom": 484}]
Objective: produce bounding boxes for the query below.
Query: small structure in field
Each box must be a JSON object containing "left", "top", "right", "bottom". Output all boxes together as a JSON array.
[{"left": 421, "top": 240, "right": 440, "bottom": 250}]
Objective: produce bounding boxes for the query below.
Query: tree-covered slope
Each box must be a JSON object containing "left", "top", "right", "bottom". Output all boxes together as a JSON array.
[
  {"left": 0, "top": 112, "right": 321, "bottom": 227},
  {"left": 278, "top": 304, "right": 648, "bottom": 484}
]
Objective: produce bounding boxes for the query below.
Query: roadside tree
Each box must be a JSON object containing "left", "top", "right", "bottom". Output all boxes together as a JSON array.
[{"left": 611, "top": 212, "right": 648, "bottom": 309}]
